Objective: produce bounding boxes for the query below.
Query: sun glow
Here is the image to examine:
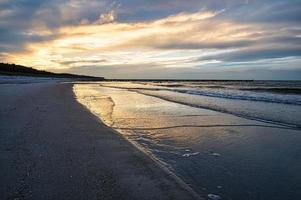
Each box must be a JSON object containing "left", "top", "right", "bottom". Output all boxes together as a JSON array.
[{"left": 2, "top": 7, "right": 299, "bottom": 77}]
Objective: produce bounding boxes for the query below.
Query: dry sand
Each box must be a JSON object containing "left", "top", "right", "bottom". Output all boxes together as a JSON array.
[{"left": 0, "top": 81, "right": 201, "bottom": 200}]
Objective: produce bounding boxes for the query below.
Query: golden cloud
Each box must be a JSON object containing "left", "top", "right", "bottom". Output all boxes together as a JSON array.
[{"left": 3, "top": 10, "right": 272, "bottom": 71}]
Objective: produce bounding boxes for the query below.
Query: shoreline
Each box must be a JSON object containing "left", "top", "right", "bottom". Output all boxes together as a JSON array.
[
  {"left": 73, "top": 82, "right": 301, "bottom": 200},
  {"left": 72, "top": 83, "right": 203, "bottom": 199},
  {"left": 0, "top": 81, "right": 201, "bottom": 200},
  {"left": 74, "top": 93, "right": 202, "bottom": 199}
]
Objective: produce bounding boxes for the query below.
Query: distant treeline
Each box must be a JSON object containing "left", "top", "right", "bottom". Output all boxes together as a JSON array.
[{"left": 0, "top": 63, "right": 104, "bottom": 80}]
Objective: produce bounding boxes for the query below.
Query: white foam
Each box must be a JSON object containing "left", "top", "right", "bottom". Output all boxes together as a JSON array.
[
  {"left": 210, "top": 152, "right": 221, "bottom": 157},
  {"left": 208, "top": 193, "right": 221, "bottom": 200},
  {"left": 182, "top": 152, "right": 200, "bottom": 157}
]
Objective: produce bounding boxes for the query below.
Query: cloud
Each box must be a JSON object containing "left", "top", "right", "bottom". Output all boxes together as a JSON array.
[
  {"left": 52, "top": 58, "right": 108, "bottom": 67},
  {"left": 96, "top": 10, "right": 117, "bottom": 24},
  {"left": 3, "top": 9, "right": 301, "bottom": 69},
  {"left": 0, "top": 0, "right": 301, "bottom": 79},
  {"left": 199, "top": 47, "right": 301, "bottom": 62},
  {"left": 219, "top": 0, "right": 301, "bottom": 23}
]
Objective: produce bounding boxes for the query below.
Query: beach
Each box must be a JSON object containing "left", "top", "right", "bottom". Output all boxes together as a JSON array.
[
  {"left": 1, "top": 0, "right": 300, "bottom": 199},
  {"left": 1, "top": 79, "right": 301, "bottom": 200},
  {"left": 0, "top": 81, "right": 200, "bottom": 200}
]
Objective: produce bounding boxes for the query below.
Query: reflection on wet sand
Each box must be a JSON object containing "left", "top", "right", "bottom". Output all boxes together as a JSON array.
[{"left": 74, "top": 83, "right": 301, "bottom": 200}]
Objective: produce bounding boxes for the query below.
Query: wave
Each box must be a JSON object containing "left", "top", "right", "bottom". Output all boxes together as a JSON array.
[
  {"left": 172, "top": 89, "right": 301, "bottom": 105},
  {"left": 99, "top": 83, "right": 301, "bottom": 128},
  {"left": 99, "top": 84, "right": 301, "bottom": 106},
  {"left": 239, "top": 87, "right": 301, "bottom": 94},
  {"left": 135, "top": 90, "right": 301, "bottom": 129}
]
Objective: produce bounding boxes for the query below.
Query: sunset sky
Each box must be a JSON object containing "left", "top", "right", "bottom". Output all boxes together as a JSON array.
[{"left": 1, "top": 0, "right": 301, "bottom": 79}]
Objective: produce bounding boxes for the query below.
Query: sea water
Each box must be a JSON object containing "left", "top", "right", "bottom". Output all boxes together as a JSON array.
[{"left": 74, "top": 81, "right": 301, "bottom": 200}]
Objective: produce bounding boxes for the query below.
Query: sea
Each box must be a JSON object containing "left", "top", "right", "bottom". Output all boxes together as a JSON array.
[{"left": 74, "top": 80, "right": 301, "bottom": 200}]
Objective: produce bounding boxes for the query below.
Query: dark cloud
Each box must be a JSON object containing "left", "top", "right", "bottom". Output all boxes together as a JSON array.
[
  {"left": 0, "top": 0, "right": 52, "bottom": 53},
  {"left": 115, "top": 0, "right": 301, "bottom": 24},
  {"left": 0, "top": 0, "right": 109, "bottom": 53},
  {"left": 157, "top": 35, "right": 301, "bottom": 51},
  {"left": 52, "top": 59, "right": 108, "bottom": 66},
  {"left": 200, "top": 47, "right": 301, "bottom": 62},
  {"left": 0, "top": 27, "right": 57, "bottom": 53},
  {"left": 196, "top": 0, "right": 301, "bottom": 25},
  {"left": 156, "top": 40, "right": 253, "bottom": 50}
]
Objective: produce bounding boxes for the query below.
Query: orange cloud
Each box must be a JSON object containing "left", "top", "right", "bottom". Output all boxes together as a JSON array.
[{"left": 3, "top": 9, "right": 293, "bottom": 72}]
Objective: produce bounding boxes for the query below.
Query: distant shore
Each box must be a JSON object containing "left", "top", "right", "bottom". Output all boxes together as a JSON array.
[
  {"left": 0, "top": 79, "right": 200, "bottom": 200},
  {"left": 0, "top": 62, "right": 104, "bottom": 80}
]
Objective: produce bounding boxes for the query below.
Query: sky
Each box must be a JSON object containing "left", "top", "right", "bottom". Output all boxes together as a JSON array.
[{"left": 0, "top": 0, "right": 301, "bottom": 79}]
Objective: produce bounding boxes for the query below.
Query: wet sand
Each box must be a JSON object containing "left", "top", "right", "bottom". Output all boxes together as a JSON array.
[{"left": 0, "top": 82, "right": 201, "bottom": 200}]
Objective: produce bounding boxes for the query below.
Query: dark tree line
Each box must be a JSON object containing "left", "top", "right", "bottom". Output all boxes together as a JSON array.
[{"left": 0, "top": 63, "right": 104, "bottom": 80}]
